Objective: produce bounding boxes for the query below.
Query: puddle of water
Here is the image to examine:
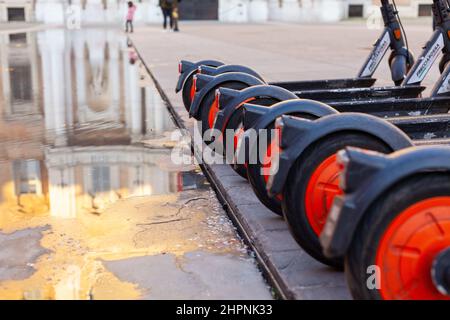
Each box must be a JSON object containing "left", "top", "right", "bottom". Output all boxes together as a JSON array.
[
  {"left": 0, "top": 27, "right": 268, "bottom": 300},
  {"left": 0, "top": 27, "right": 209, "bottom": 224}
]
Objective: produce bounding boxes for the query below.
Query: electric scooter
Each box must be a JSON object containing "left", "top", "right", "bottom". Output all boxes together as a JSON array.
[{"left": 320, "top": 145, "right": 450, "bottom": 300}]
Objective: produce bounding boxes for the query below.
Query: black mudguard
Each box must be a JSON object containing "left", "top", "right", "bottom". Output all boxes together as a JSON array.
[
  {"left": 242, "top": 100, "right": 339, "bottom": 131},
  {"left": 266, "top": 113, "right": 413, "bottom": 196},
  {"left": 388, "top": 49, "right": 414, "bottom": 86},
  {"left": 390, "top": 54, "right": 409, "bottom": 86},
  {"left": 199, "top": 64, "right": 264, "bottom": 81},
  {"left": 237, "top": 100, "right": 339, "bottom": 164},
  {"left": 189, "top": 73, "right": 266, "bottom": 120},
  {"left": 175, "top": 60, "right": 224, "bottom": 93},
  {"left": 439, "top": 52, "right": 450, "bottom": 74},
  {"left": 213, "top": 85, "right": 297, "bottom": 134},
  {"left": 321, "top": 146, "right": 450, "bottom": 259}
]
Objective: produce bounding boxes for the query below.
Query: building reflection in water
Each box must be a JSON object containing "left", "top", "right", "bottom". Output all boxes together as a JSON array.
[{"left": 0, "top": 28, "right": 183, "bottom": 219}]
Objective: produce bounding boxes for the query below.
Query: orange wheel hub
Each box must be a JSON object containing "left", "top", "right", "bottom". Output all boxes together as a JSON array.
[
  {"left": 305, "top": 154, "right": 343, "bottom": 236},
  {"left": 376, "top": 196, "right": 450, "bottom": 300}
]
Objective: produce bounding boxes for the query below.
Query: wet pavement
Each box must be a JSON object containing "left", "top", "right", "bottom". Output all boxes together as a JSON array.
[{"left": 0, "top": 27, "right": 272, "bottom": 300}]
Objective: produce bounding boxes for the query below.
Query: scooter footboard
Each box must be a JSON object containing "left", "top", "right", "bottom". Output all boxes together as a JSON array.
[
  {"left": 390, "top": 113, "right": 450, "bottom": 140},
  {"left": 269, "top": 77, "right": 376, "bottom": 91},
  {"left": 294, "top": 85, "right": 425, "bottom": 103},
  {"left": 329, "top": 96, "right": 450, "bottom": 117}
]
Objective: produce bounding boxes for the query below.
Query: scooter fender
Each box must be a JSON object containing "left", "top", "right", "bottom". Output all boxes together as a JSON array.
[
  {"left": 213, "top": 85, "right": 297, "bottom": 134},
  {"left": 244, "top": 99, "right": 339, "bottom": 131},
  {"left": 439, "top": 52, "right": 450, "bottom": 73},
  {"left": 189, "top": 73, "right": 265, "bottom": 120},
  {"left": 321, "top": 146, "right": 450, "bottom": 259},
  {"left": 238, "top": 100, "right": 339, "bottom": 164},
  {"left": 390, "top": 54, "right": 408, "bottom": 86},
  {"left": 388, "top": 49, "right": 414, "bottom": 86},
  {"left": 176, "top": 60, "right": 224, "bottom": 93},
  {"left": 199, "top": 64, "right": 264, "bottom": 81},
  {"left": 266, "top": 113, "right": 413, "bottom": 196}
]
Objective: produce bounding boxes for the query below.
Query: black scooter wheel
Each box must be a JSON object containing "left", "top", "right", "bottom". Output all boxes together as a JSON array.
[
  {"left": 222, "top": 106, "right": 245, "bottom": 160},
  {"left": 229, "top": 123, "right": 248, "bottom": 179},
  {"left": 199, "top": 81, "right": 250, "bottom": 139},
  {"left": 246, "top": 113, "right": 318, "bottom": 215},
  {"left": 345, "top": 173, "right": 450, "bottom": 300},
  {"left": 283, "top": 132, "right": 391, "bottom": 268},
  {"left": 246, "top": 123, "right": 282, "bottom": 214},
  {"left": 224, "top": 98, "right": 278, "bottom": 180}
]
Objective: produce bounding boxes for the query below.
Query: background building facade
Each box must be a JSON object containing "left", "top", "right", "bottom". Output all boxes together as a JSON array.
[{"left": 0, "top": 0, "right": 434, "bottom": 24}]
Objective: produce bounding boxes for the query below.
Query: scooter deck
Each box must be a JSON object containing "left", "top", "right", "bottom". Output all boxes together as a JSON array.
[
  {"left": 414, "top": 137, "right": 450, "bottom": 145},
  {"left": 390, "top": 113, "right": 450, "bottom": 139},
  {"left": 328, "top": 96, "right": 450, "bottom": 117},
  {"left": 268, "top": 77, "right": 376, "bottom": 91},
  {"left": 294, "top": 85, "right": 425, "bottom": 102}
]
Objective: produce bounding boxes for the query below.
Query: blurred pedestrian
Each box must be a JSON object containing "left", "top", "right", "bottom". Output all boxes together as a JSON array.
[
  {"left": 129, "top": 50, "right": 138, "bottom": 64},
  {"left": 125, "top": 1, "right": 137, "bottom": 33},
  {"left": 172, "top": 1, "right": 180, "bottom": 32},
  {"left": 159, "top": 0, "right": 173, "bottom": 30}
]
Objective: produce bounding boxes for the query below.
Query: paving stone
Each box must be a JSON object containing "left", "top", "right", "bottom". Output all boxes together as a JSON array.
[
  {"left": 266, "top": 250, "right": 342, "bottom": 285},
  {"left": 209, "top": 164, "right": 237, "bottom": 178},
  {"left": 236, "top": 203, "right": 287, "bottom": 232},
  {"left": 253, "top": 229, "right": 301, "bottom": 252},
  {"left": 292, "top": 285, "right": 351, "bottom": 300}
]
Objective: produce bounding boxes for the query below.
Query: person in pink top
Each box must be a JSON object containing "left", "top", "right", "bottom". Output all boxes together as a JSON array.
[{"left": 125, "top": 2, "right": 136, "bottom": 33}]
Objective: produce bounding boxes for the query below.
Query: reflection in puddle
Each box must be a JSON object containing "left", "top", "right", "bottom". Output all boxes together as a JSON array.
[
  {"left": 0, "top": 28, "right": 269, "bottom": 300},
  {"left": 0, "top": 27, "right": 184, "bottom": 220}
]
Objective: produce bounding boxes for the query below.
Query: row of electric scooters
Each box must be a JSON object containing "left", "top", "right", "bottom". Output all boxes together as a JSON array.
[{"left": 176, "top": 0, "right": 450, "bottom": 300}]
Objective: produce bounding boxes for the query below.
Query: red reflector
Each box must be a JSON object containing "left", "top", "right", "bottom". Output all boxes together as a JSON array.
[
  {"left": 190, "top": 76, "right": 197, "bottom": 100},
  {"left": 394, "top": 29, "right": 401, "bottom": 40},
  {"left": 208, "top": 91, "right": 220, "bottom": 129},
  {"left": 178, "top": 62, "right": 182, "bottom": 74}
]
